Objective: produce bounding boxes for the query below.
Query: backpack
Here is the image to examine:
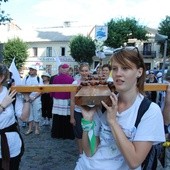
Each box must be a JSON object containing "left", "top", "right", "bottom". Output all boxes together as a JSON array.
[
  {"left": 25, "top": 75, "right": 40, "bottom": 83},
  {"left": 135, "top": 97, "right": 163, "bottom": 170}
]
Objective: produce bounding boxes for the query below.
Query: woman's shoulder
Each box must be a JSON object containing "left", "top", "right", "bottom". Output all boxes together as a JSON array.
[{"left": 143, "top": 100, "right": 162, "bottom": 122}]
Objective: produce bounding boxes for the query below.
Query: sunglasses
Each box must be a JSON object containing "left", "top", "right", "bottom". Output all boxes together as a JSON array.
[{"left": 113, "top": 46, "right": 140, "bottom": 56}]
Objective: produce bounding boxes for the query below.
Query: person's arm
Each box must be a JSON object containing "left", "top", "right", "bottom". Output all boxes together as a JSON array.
[
  {"left": 101, "top": 93, "right": 152, "bottom": 169},
  {"left": 108, "top": 119, "right": 152, "bottom": 169},
  {"left": 70, "top": 92, "right": 76, "bottom": 126},
  {"left": 81, "top": 106, "right": 100, "bottom": 157},
  {"left": 29, "top": 92, "right": 41, "bottom": 102},
  {"left": 19, "top": 93, "right": 30, "bottom": 121},
  {"left": 163, "top": 84, "right": 170, "bottom": 125}
]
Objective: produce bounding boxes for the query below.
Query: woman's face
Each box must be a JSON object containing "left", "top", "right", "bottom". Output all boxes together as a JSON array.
[
  {"left": 111, "top": 61, "right": 142, "bottom": 92},
  {"left": 79, "top": 66, "right": 90, "bottom": 79},
  {"left": 102, "top": 67, "right": 110, "bottom": 78},
  {"left": 42, "top": 76, "right": 49, "bottom": 84}
]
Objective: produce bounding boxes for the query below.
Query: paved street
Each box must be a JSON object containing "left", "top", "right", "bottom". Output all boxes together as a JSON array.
[
  {"left": 18, "top": 122, "right": 167, "bottom": 170},
  {"left": 19, "top": 124, "right": 79, "bottom": 170}
]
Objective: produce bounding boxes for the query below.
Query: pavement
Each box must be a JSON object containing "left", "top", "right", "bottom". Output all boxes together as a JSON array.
[
  {"left": 19, "top": 122, "right": 79, "bottom": 170},
  {"left": 18, "top": 121, "right": 168, "bottom": 170}
]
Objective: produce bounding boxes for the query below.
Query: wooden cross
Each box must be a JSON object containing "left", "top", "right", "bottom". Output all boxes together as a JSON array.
[{"left": 11, "top": 83, "right": 168, "bottom": 106}]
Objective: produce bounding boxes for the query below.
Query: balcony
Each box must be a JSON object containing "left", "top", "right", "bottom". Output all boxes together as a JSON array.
[{"left": 140, "top": 51, "right": 156, "bottom": 58}]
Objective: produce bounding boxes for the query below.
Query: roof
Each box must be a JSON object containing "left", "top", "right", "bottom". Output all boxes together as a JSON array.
[{"left": 0, "top": 25, "right": 94, "bottom": 43}]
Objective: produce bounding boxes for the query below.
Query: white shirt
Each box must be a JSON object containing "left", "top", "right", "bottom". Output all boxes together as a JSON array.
[
  {"left": 22, "top": 75, "right": 43, "bottom": 99},
  {"left": 0, "top": 86, "right": 24, "bottom": 158},
  {"left": 75, "top": 94, "right": 165, "bottom": 170}
]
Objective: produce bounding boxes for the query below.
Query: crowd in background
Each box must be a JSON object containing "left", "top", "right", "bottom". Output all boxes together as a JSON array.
[{"left": 1, "top": 56, "right": 170, "bottom": 169}]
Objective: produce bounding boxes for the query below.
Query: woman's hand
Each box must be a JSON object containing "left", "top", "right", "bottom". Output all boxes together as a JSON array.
[
  {"left": 70, "top": 117, "right": 76, "bottom": 126},
  {"left": 22, "top": 92, "right": 30, "bottom": 100},
  {"left": 1, "top": 89, "right": 17, "bottom": 108},
  {"left": 81, "top": 106, "right": 97, "bottom": 121},
  {"left": 101, "top": 92, "right": 118, "bottom": 124}
]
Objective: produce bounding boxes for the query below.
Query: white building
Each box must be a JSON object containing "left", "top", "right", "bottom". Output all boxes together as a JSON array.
[{"left": 0, "top": 22, "right": 166, "bottom": 76}]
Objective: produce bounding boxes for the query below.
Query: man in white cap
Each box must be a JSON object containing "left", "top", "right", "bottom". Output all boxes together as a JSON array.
[{"left": 22, "top": 65, "right": 43, "bottom": 135}]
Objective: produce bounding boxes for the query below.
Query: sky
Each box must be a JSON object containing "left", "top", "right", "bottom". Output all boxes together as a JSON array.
[{"left": 1, "top": 0, "right": 170, "bottom": 30}]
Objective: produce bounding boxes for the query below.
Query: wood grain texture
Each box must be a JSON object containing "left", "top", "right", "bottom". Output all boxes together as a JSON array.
[
  {"left": 144, "top": 83, "right": 167, "bottom": 91},
  {"left": 11, "top": 84, "right": 78, "bottom": 92},
  {"left": 75, "top": 86, "right": 112, "bottom": 106},
  {"left": 11, "top": 83, "right": 168, "bottom": 92}
]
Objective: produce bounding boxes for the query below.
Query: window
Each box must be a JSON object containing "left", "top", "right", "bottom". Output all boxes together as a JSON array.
[
  {"left": 33, "top": 47, "right": 38, "bottom": 57},
  {"left": 46, "top": 47, "right": 52, "bottom": 57},
  {"left": 61, "top": 47, "right": 65, "bottom": 56},
  {"left": 143, "top": 43, "right": 151, "bottom": 55},
  {"left": 127, "top": 43, "right": 135, "bottom": 46}
]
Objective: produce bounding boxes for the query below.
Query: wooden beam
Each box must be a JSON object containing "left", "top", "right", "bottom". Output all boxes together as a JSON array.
[
  {"left": 11, "top": 83, "right": 168, "bottom": 93},
  {"left": 11, "top": 84, "right": 78, "bottom": 92},
  {"left": 144, "top": 83, "right": 168, "bottom": 91}
]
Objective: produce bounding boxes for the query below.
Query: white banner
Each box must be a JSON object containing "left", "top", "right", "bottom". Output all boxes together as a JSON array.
[{"left": 9, "top": 58, "right": 22, "bottom": 85}]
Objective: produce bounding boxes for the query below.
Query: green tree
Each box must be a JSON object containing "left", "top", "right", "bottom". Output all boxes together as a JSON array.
[
  {"left": 2, "top": 37, "right": 28, "bottom": 69},
  {"left": 105, "top": 17, "right": 148, "bottom": 48},
  {"left": 0, "top": 0, "right": 11, "bottom": 24},
  {"left": 158, "top": 15, "right": 170, "bottom": 57},
  {"left": 69, "top": 34, "right": 96, "bottom": 65}
]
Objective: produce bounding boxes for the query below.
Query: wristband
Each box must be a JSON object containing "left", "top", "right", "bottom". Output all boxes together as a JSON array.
[
  {"left": 0, "top": 104, "right": 5, "bottom": 111},
  {"left": 81, "top": 118, "right": 95, "bottom": 131},
  {"left": 81, "top": 118, "right": 96, "bottom": 155}
]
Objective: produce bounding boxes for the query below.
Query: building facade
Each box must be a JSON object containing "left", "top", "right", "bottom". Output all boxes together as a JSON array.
[{"left": 0, "top": 23, "right": 166, "bottom": 77}]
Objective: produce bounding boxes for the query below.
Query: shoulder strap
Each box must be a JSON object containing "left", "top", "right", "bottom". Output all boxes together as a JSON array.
[
  {"left": 37, "top": 76, "right": 40, "bottom": 83},
  {"left": 25, "top": 75, "right": 29, "bottom": 83},
  {"left": 25, "top": 75, "right": 40, "bottom": 83},
  {"left": 135, "top": 97, "right": 152, "bottom": 128}
]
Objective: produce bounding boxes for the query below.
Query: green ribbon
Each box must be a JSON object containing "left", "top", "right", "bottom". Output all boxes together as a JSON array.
[{"left": 81, "top": 118, "right": 96, "bottom": 155}]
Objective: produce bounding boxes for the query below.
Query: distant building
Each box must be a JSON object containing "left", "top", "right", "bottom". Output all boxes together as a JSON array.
[{"left": 0, "top": 22, "right": 167, "bottom": 76}]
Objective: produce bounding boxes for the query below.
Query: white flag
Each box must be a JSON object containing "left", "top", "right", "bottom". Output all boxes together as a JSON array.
[{"left": 9, "top": 58, "right": 22, "bottom": 85}]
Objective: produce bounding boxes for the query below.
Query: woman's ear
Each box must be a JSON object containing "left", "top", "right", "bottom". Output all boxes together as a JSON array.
[{"left": 137, "top": 68, "right": 143, "bottom": 78}]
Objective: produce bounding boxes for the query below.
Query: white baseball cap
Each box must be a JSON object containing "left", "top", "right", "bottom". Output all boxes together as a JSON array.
[
  {"left": 41, "top": 72, "right": 51, "bottom": 78},
  {"left": 29, "top": 65, "right": 37, "bottom": 70}
]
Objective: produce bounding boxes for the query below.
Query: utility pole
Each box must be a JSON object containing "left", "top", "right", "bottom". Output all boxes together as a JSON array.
[{"left": 155, "top": 33, "right": 168, "bottom": 82}]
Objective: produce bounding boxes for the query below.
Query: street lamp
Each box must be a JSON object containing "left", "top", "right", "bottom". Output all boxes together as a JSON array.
[{"left": 155, "top": 33, "right": 168, "bottom": 82}]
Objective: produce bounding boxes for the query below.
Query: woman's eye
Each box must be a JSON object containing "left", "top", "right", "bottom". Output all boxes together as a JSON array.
[
  {"left": 122, "top": 67, "right": 128, "bottom": 70},
  {"left": 112, "top": 67, "right": 117, "bottom": 71}
]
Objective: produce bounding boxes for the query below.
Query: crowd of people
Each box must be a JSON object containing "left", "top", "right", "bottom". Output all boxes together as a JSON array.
[{"left": 1, "top": 46, "right": 170, "bottom": 169}]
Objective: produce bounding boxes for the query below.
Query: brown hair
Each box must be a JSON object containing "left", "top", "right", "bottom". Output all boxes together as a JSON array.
[
  {"left": 110, "top": 47, "right": 146, "bottom": 94},
  {"left": 79, "top": 62, "right": 90, "bottom": 71},
  {"left": 0, "top": 63, "right": 9, "bottom": 84},
  {"left": 102, "top": 64, "right": 112, "bottom": 71}
]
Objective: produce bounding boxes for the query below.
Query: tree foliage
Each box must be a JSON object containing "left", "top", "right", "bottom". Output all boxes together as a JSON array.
[
  {"left": 69, "top": 34, "right": 96, "bottom": 65},
  {"left": 158, "top": 15, "right": 170, "bottom": 57},
  {"left": 104, "top": 17, "right": 148, "bottom": 48},
  {"left": 0, "top": 0, "right": 11, "bottom": 24},
  {"left": 2, "top": 37, "right": 28, "bottom": 69}
]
